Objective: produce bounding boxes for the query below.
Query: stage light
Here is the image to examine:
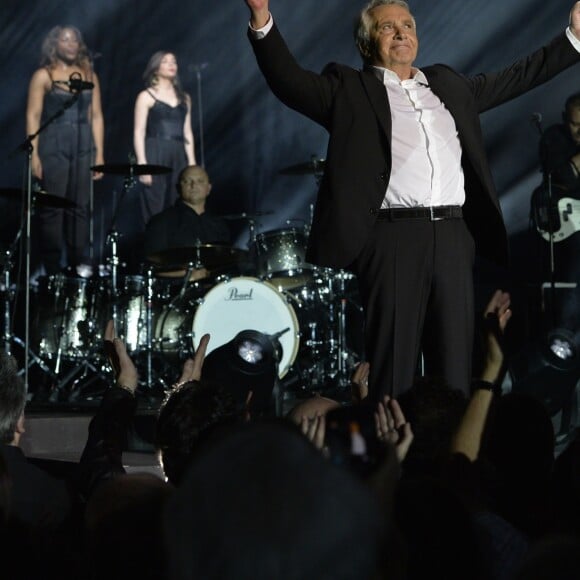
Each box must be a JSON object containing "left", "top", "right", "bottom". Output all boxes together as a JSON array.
[
  {"left": 545, "top": 329, "right": 578, "bottom": 369},
  {"left": 202, "top": 330, "right": 283, "bottom": 416},
  {"left": 507, "top": 328, "right": 580, "bottom": 445}
]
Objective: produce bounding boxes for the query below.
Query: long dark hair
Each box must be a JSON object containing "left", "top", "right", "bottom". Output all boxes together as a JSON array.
[
  {"left": 40, "top": 25, "right": 91, "bottom": 75},
  {"left": 142, "top": 51, "right": 186, "bottom": 103}
]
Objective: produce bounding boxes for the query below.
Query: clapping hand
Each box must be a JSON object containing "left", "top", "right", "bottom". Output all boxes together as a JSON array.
[
  {"left": 374, "top": 395, "right": 414, "bottom": 463},
  {"left": 104, "top": 320, "right": 138, "bottom": 394}
]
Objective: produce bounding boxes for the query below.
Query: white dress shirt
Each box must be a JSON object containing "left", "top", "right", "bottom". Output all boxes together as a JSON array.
[{"left": 372, "top": 66, "right": 465, "bottom": 209}]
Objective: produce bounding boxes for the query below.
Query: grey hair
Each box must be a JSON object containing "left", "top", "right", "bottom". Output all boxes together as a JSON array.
[
  {"left": 354, "top": 0, "right": 412, "bottom": 64},
  {"left": 0, "top": 354, "right": 26, "bottom": 444}
]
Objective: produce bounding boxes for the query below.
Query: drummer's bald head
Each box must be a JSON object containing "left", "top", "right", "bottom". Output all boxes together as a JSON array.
[
  {"left": 178, "top": 165, "right": 210, "bottom": 188},
  {"left": 178, "top": 165, "right": 212, "bottom": 210}
]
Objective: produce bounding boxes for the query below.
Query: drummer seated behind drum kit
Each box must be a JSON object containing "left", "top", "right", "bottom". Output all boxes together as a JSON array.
[{"left": 24, "top": 159, "right": 364, "bottom": 397}]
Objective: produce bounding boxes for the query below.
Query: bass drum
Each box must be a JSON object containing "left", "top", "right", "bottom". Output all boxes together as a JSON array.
[
  {"left": 153, "top": 279, "right": 213, "bottom": 362},
  {"left": 156, "top": 277, "right": 299, "bottom": 378}
]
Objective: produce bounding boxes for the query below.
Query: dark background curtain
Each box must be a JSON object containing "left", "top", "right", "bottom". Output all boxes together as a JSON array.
[{"left": 0, "top": 0, "right": 577, "bottom": 290}]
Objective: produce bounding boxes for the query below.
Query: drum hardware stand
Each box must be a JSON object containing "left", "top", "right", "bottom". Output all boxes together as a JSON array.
[
  {"left": 1, "top": 228, "right": 57, "bottom": 383},
  {"left": 143, "top": 265, "right": 156, "bottom": 390},
  {"left": 9, "top": 89, "right": 83, "bottom": 390},
  {"left": 544, "top": 171, "right": 559, "bottom": 329},
  {"left": 50, "top": 352, "right": 106, "bottom": 403},
  {"left": 105, "top": 164, "right": 139, "bottom": 328},
  {"left": 48, "top": 163, "right": 137, "bottom": 402}
]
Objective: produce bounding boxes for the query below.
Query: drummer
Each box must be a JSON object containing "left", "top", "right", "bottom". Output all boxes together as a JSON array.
[{"left": 144, "top": 165, "right": 230, "bottom": 280}]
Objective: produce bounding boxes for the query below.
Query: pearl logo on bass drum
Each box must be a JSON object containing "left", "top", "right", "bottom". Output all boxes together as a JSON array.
[{"left": 226, "top": 287, "right": 254, "bottom": 301}]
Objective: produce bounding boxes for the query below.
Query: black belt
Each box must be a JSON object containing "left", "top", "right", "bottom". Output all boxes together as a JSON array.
[
  {"left": 375, "top": 205, "right": 462, "bottom": 221},
  {"left": 147, "top": 135, "right": 185, "bottom": 142}
]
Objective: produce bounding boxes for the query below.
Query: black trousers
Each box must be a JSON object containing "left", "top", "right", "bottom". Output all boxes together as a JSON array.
[{"left": 354, "top": 216, "right": 475, "bottom": 399}]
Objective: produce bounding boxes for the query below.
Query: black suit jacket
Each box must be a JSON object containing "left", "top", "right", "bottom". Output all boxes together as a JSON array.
[{"left": 250, "top": 24, "right": 580, "bottom": 268}]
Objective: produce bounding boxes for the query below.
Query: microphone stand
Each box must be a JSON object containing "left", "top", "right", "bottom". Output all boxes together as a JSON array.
[
  {"left": 190, "top": 63, "right": 208, "bottom": 167},
  {"left": 534, "top": 114, "right": 558, "bottom": 329},
  {"left": 9, "top": 90, "right": 82, "bottom": 390},
  {"left": 545, "top": 171, "right": 558, "bottom": 328}
]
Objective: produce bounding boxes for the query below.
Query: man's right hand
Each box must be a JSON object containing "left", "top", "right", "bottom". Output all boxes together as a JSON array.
[{"left": 245, "top": 0, "right": 270, "bottom": 29}]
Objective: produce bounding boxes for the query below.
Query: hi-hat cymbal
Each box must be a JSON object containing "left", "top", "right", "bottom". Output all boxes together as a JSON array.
[
  {"left": 91, "top": 163, "right": 171, "bottom": 176},
  {"left": 279, "top": 158, "right": 326, "bottom": 175},
  {"left": 220, "top": 211, "right": 274, "bottom": 220},
  {"left": 0, "top": 188, "right": 76, "bottom": 208},
  {"left": 147, "top": 244, "right": 247, "bottom": 270}
]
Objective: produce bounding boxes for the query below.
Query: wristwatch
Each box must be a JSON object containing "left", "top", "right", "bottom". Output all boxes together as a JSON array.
[{"left": 471, "top": 379, "right": 502, "bottom": 397}]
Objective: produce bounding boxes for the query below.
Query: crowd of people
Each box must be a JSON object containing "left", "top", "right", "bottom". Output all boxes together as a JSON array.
[
  {"left": 4, "top": 0, "right": 580, "bottom": 577},
  {"left": 3, "top": 285, "right": 580, "bottom": 579}
]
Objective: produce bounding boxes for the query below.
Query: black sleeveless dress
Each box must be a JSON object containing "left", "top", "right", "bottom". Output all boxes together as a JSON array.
[
  {"left": 37, "top": 78, "right": 94, "bottom": 274},
  {"left": 141, "top": 91, "right": 188, "bottom": 225}
]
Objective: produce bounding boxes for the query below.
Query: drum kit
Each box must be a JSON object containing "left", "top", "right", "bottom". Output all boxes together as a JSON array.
[{"left": 1, "top": 158, "right": 365, "bottom": 403}]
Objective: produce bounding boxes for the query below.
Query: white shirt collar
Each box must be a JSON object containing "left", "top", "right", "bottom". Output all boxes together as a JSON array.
[{"left": 370, "top": 65, "right": 429, "bottom": 87}]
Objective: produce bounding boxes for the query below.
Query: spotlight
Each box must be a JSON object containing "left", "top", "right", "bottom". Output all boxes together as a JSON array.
[
  {"left": 202, "top": 330, "right": 284, "bottom": 415},
  {"left": 544, "top": 328, "right": 579, "bottom": 371},
  {"left": 508, "top": 328, "right": 580, "bottom": 443}
]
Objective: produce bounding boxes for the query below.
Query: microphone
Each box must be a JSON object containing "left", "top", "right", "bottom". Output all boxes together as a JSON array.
[
  {"left": 187, "top": 62, "right": 210, "bottom": 73},
  {"left": 530, "top": 112, "right": 543, "bottom": 135},
  {"left": 56, "top": 73, "right": 94, "bottom": 91},
  {"left": 269, "top": 327, "right": 290, "bottom": 341}
]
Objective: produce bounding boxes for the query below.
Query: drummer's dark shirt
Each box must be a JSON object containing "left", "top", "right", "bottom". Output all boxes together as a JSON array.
[{"left": 144, "top": 199, "right": 230, "bottom": 258}]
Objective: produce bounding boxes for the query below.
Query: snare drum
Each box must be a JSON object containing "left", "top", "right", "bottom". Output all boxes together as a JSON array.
[
  {"left": 32, "top": 274, "right": 105, "bottom": 359},
  {"left": 253, "top": 228, "right": 313, "bottom": 290}
]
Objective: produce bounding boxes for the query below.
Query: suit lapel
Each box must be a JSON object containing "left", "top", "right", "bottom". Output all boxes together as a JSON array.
[
  {"left": 423, "top": 68, "right": 468, "bottom": 138},
  {"left": 360, "top": 69, "right": 392, "bottom": 144}
]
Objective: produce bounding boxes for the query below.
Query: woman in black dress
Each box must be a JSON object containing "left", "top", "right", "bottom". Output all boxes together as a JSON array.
[
  {"left": 26, "top": 25, "right": 104, "bottom": 275},
  {"left": 134, "top": 51, "right": 196, "bottom": 226}
]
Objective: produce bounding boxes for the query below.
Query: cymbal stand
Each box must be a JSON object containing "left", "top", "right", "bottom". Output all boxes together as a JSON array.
[
  {"left": 247, "top": 217, "right": 257, "bottom": 245},
  {"left": 106, "top": 170, "right": 137, "bottom": 328},
  {"left": 332, "top": 270, "right": 354, "bottom": 388},
  {"left": 143, "top": 265, "right": 155, "bottom": 390},
  {"left": 315, "top": 269, "right": 358, "bottom": 392}
]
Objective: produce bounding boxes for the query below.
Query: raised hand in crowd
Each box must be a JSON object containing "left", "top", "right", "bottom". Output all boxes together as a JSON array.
[
  {"left": 104, "top": 319, "right": 138, "bottom": 394},
  {"left": 374, "top": 395, "right": 414, "bottom": 463},
  {"left": 351, "top": 361, "right": 370, "bottom": 403},
  {"left": 174, "top": 333, "right": 210, "bottom": 386},
  {"left": 300, "top": 413, "right": 326, "bottom": 452},
  {"left": 480, "top": 289, "right": 512, "bottom": 384},
  {"left": 451, "top": 289, "right": 512, "bottom": 462}
]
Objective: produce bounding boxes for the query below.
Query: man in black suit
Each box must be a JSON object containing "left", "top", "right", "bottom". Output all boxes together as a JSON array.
[
  {"left": 244, "top": 0, "right": 580, "bottom": 399},
  {"left": 0, "top": 353, "right": 71, "bottom": 527}
]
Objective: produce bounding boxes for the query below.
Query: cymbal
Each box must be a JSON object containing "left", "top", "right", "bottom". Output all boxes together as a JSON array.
[
  {"left": 0, "top": 188, "right": 76, "bottom": 208},
  {"left": 147, "top": 244, "right": 247, "bottom": 269},
  {"left": 220, "top": 211, "right": 274, "bottom": 220},
  {"left": 90, "top": 163, "right": 171, "bottom": 176},
  {"left": 279, "top": 158, "right": 326, "bottom": 175}
]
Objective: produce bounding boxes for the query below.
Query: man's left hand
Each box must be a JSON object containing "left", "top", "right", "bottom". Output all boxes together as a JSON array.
[{"left": 571, "top": 2, "right": 580, "bottom": 39}]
